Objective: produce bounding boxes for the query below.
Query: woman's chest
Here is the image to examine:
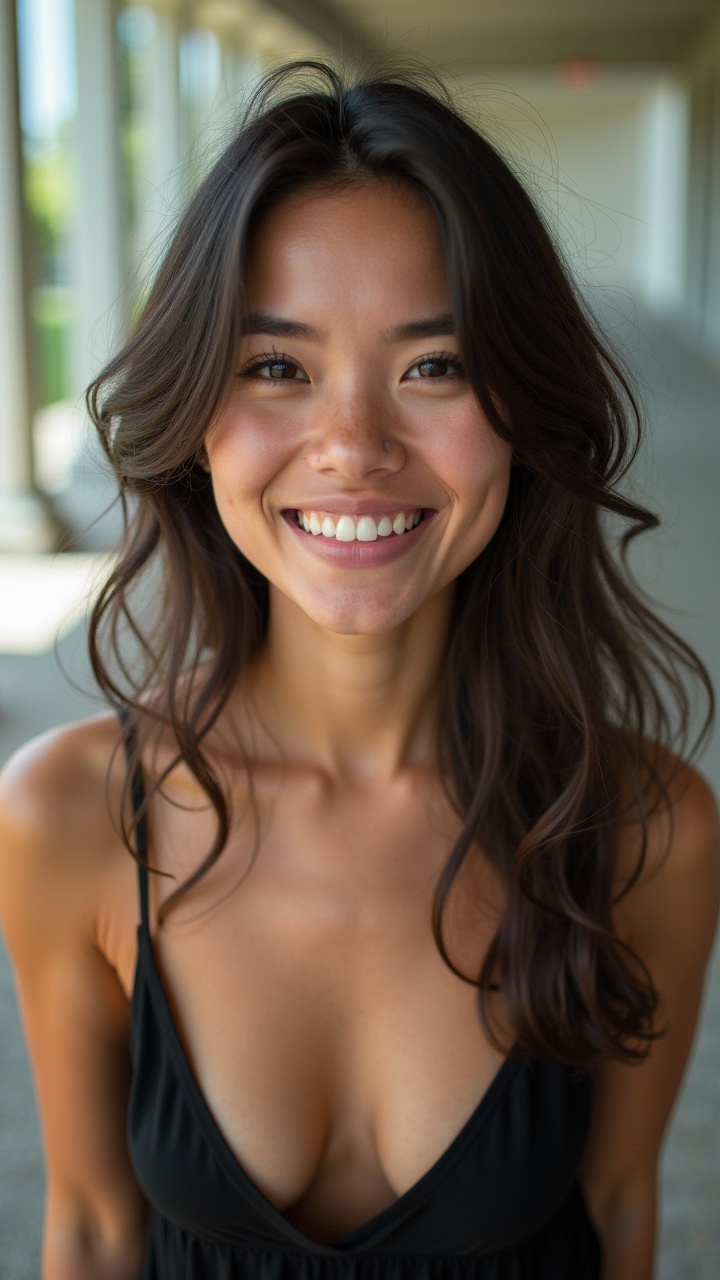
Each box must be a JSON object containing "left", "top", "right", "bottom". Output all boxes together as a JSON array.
[{"left": 111, "top": 767, "right": 509, "bottom": 1238}]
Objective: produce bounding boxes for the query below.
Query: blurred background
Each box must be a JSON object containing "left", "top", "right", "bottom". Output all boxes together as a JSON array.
[{"left": 0, "top": 0, "right": 719, "bottom": 1275}]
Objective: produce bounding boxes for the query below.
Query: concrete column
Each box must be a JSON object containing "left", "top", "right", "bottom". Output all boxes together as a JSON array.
[
  {"left": 222, "top": 43, "right": 257, "bottom": 109},
  {"left": 637, "top": 78, "right": 689, "bottom": 318},
  {"left": 686, "top": 74, "right": 715, "bottom": 342},
  {"left": 72, "top": 0, "right": 125, "bottom": 398},
  {"left": 179, "top": 24, "right": 224, "bottom": 164},
  {"left": 134, "top": 11, "right": 183, "bottom": 280},
  {"left": 0, "top": 0, "right": 56, "bottom": 551},
  {"left": 701, "top": 71, "right": 720, "bottom": 356}
]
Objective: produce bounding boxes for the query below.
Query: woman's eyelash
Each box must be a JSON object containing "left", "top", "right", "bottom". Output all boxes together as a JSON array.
[
  {"left": 236, "top": 349, "right": 465, "bottom": 378},
  {"left": 237, "top": 349, "right": 295, "bottom": 377},
  {"left": 406, "top": 351, "right": 465, "bottom": 377}
]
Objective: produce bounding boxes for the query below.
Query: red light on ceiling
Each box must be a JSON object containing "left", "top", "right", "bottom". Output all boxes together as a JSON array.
[{"left": 554, "top": 59, "right": 604, "bottom": 91}]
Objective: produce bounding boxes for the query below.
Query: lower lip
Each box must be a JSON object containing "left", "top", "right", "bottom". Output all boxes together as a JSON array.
[{"left": 282, "top": 511, "right": 434, "bottom": 566}]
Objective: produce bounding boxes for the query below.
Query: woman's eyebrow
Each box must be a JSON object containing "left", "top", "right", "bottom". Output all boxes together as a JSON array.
[
  {"left": 238, "top": 312, "right": 457, "bottom": 342},
  {"left": 384, "top": 314, "right": 456, "bottom": 341},
  {"left": 240, "top": 313, "right": 322, "bottom": 340}
]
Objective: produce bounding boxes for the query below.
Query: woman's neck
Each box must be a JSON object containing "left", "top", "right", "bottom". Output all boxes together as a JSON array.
[{"left": 244, "top": 585, "right": 454, "bottom": 784}]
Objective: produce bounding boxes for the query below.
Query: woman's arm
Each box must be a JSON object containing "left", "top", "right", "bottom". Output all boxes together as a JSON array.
[
  {"left": 581, "top": 757, "right": 720, "bottom": 1280},
  {"left": 0, "top": 726, "right": 147, "bottom": 1279}
]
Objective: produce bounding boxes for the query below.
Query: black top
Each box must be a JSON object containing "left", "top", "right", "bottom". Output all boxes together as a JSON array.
[{"left": 120, "top": 716, "right": 602, "bottom": 1278}]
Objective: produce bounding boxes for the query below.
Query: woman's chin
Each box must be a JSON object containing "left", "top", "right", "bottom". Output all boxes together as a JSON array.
[
  {"left": 299, "top": 606, "right": 417, "bottom": 638},
  {"left": 272, "top": 583, "right": 429, "bottom": 639}
]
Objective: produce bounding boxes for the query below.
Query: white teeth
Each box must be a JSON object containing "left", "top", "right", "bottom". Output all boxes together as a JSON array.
[
  {"left": 356, "top": 516, "right": 378, "bottom": 542},
  {"left": 335, "top": 515, "right": 356, "bottom": 542},
  {"left": 296, "top": 510, "right": 423, "bottom": 541}
]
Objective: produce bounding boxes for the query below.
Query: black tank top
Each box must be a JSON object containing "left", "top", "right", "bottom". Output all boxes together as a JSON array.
[{"left": 120, "top": 716, "right": 602, "bottom": 1278}]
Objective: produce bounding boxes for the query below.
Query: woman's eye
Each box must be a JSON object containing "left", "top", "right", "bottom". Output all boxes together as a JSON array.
[
  {"left": 260, "top": 360, "right": 305, "bottom": 380},
  {"left": 405, "top": 354, "right": 464, "bottom": 380},
  {"left": 238, "top": 354, "right": 309, "bottom": 381}
]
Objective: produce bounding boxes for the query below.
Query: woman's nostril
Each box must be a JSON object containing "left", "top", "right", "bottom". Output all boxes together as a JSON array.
[{"left": 307, "top": 428, "right": 401, "bottom": 473}]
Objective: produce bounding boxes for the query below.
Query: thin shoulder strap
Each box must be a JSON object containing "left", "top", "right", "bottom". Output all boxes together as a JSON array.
[{"left": 117, "top": 707, "right": 150, "bottom": 929}]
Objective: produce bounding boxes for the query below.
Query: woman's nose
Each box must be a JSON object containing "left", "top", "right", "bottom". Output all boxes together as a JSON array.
[{"left": 306, "top": 399, "right": 405, "bottom": 479}]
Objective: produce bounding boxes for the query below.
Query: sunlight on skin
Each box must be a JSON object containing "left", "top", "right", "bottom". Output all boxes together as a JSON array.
[{"left": 204, "top": 183, "right": 512, "bottom": 780}]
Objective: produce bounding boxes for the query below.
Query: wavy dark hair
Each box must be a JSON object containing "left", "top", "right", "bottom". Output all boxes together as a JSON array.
[{"left": 87, "top": 59, "right": 713, "bottom": 1069}]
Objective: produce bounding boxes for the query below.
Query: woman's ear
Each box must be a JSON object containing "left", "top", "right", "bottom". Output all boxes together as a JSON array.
[{"left": 195, "top": 442, "right": 211, "bottom": 472}]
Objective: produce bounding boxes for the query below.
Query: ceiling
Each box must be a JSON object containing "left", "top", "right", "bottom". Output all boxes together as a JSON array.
[{"left": 187, "top": 0, "right": 720, "bottom": 68}]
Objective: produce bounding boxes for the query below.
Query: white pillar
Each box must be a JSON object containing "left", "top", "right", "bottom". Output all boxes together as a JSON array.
[
  {"left": 179, "top": 24, "right": 224, "bottom": 162},
  {"left": 222, "top": 44, "right": 258, "bottom": 108},
  {"left": 72, "top": 0, "right": 125, "bottom": 398},
  {"left": 133, "top": 12, "right": 183, "bottom": 281},
  {"left": 0, "top": 0, "right": 56, "bottom": 550},
  {"left": 701, "top": 71, "right": 720, "bottom": 356},
  {"left": 636, "top": 77, "right": 690, "bottom": 318}
]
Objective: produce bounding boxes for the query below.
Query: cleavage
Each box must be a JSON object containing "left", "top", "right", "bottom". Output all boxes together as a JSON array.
[{"left": 151, "top": 903, "right": 508, "bottom": 1243}]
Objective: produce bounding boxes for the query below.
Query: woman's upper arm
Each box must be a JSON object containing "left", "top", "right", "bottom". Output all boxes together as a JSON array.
[
  {"left": 581, "top": 758, "right": 720, "bottom": 1261},
  {"left": 0, "top": 727, "right": 146, "bottom": 1276}
]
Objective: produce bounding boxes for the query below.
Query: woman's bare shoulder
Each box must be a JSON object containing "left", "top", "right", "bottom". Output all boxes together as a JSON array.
[
  {"left": 0, "top": 713, "right": 127, "bottom": 936},
  {"left": 0, "top": 710, "right": 124, "bottom": 829},
  {"left": 0, "top": 714, "right": 147, "bottom": 1256},
  {"left": 582, "top": 749, "right": 719, "bottom": 1249},
  {"left": 621, "top": 740, "right": 719, "bottom": 864},
  {"left": 615, "top": 741, "right": 720, "bottom": 958}
]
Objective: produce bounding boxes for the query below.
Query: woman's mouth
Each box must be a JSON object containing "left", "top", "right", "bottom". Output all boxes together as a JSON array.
[{"left": 292, "top": 509, "right": 424, "bottom": 542}]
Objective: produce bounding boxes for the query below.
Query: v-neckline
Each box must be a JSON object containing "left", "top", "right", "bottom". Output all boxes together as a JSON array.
[{"left": 135, "top": 922, "right": 522, "bottom": 1255}]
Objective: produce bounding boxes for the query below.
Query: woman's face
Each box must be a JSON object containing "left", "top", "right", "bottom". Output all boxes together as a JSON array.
[{"left": 205, "top": 181, "right": 512, "bottom": 635}]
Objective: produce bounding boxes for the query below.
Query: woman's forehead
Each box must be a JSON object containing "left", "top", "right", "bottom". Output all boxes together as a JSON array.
[{"left": 242, "top": 182, "right": 453, "bottom": 324}]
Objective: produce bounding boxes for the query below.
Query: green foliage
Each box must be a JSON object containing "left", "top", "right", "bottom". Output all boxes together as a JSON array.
[
  {"left": 32, "top": 287, "right": 73, "bottom": 405},
  {"left": 23, "top": 128, "right": 74, "bottom": 262},
  {"left": 23, "top": 126, "right": 75, "bottom": 405}
]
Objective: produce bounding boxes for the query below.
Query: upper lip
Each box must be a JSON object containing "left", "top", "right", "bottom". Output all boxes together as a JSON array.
[{"left": 285, "top": 499, "right": 431, "bottom": 516}]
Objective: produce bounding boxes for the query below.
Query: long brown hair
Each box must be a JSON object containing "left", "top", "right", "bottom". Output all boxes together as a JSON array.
[{"left": 87, "top": 59, "right": 713, "bottom": 1068}]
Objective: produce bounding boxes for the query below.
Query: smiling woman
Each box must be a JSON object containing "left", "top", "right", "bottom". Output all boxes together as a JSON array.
[
  {"left": 0, "top": 59, "right": 718, "bottom": 1280},
  {"left": 202, "top": 182, "right": 512, "bottom": 635}
]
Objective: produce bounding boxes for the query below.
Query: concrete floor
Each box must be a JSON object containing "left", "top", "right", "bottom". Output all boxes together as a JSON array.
[{"left": 0, "top": 310, "right": 718, "bottom": 1276}]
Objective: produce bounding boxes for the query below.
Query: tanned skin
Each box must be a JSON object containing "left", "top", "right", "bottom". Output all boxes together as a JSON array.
[{"left": 1, "top": 184, "right": 718, "bottom": 1279}]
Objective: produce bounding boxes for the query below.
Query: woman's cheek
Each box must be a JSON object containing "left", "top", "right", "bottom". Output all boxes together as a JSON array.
[
  {"left": 206, "top": 404, "right": 302, "bottom": 505},
  {"left": 434, "top": 408, "right": 512, "bottom": 503}
]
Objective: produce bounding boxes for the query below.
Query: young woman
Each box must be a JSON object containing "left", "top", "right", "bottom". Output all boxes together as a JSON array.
[{"left": 0, "top": 61, "right": 718, "bottom": 1280}]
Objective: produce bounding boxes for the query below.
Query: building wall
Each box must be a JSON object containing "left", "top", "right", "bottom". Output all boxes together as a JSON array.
[
  {"left": 468, "top": 70, "right": 689, "bottom": 313},
  {"left": 685, "top": 15, "right": 720, "bottom": 361}
]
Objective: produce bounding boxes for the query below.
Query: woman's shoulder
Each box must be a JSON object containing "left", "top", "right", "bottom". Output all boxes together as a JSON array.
[
  {"left": 620, "top": 739, "right": 719, "bottom": 866},
  {"left": 0, "top": 711, "right": 124, "bottom": 837},
  {"left": 0, "top": 713, "right": 128, "bottom": 942},
  {"left": 615, "top": 740, "right": 720, "bottom": 959}
]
